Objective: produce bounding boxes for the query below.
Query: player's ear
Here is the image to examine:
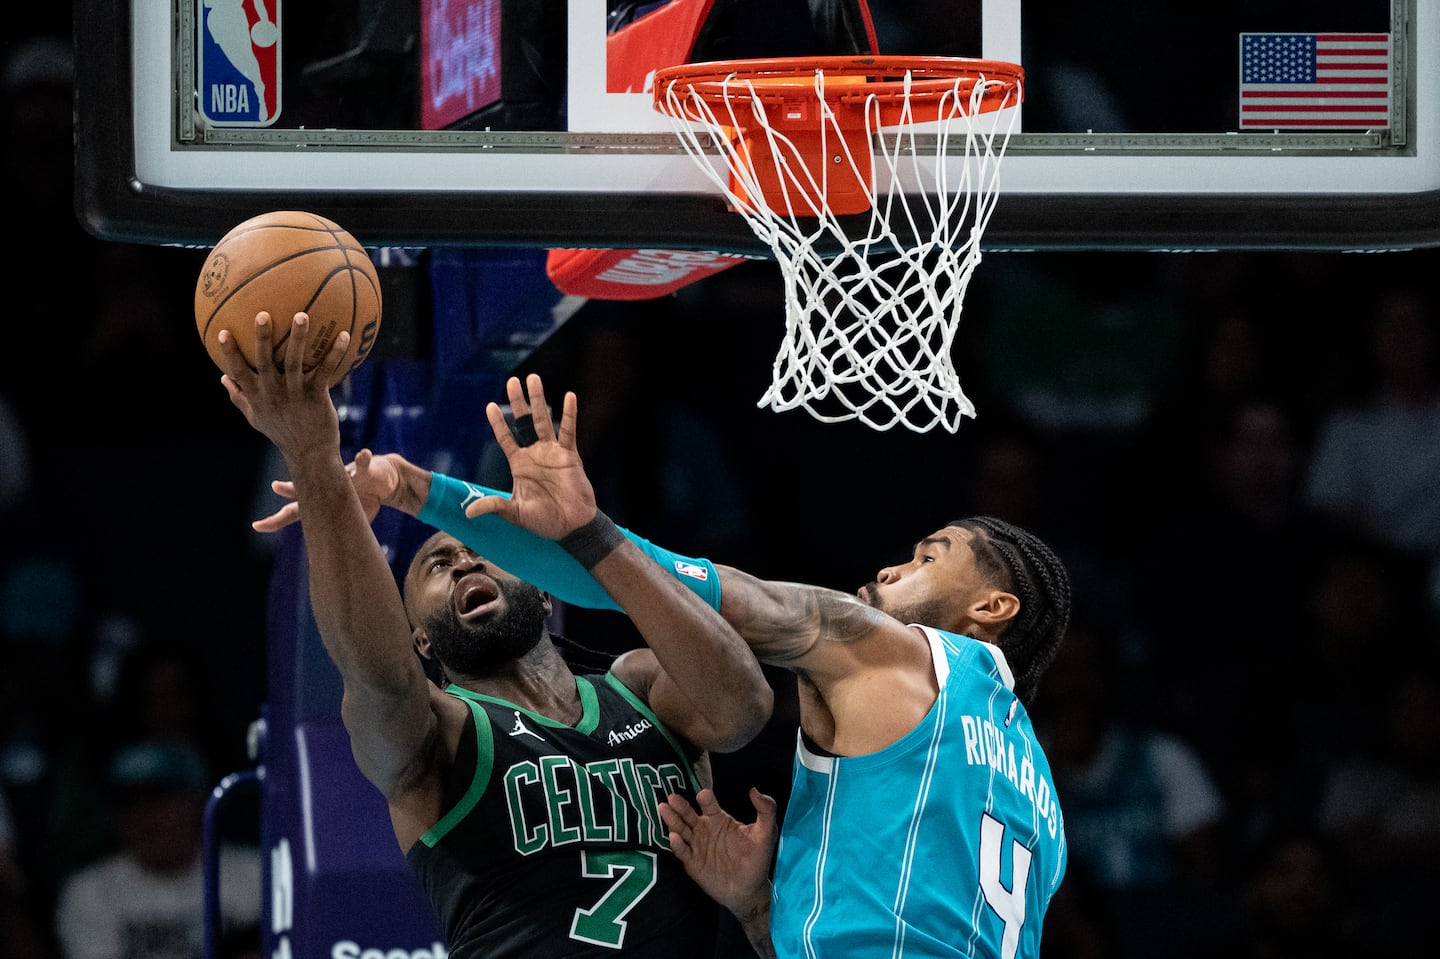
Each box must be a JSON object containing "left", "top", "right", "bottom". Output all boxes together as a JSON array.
[
  {"left": 413, "top": 627, "right": 432, "bottom": 659},
  {"left": 971, "top": 590, "right": 1020, "bottom": 626}
]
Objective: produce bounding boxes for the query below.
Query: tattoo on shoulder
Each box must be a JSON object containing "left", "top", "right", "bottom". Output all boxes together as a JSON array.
[{"left": 816, "top": 590, "right": 880, "bottom": 644}]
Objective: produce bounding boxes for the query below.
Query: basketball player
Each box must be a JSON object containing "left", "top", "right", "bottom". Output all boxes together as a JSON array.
[
  {"left": 218, "top": 314, "right": 773, "bottom": 958},
  {"left": 256, "top": 374, "right": 1073, "bottom": 959}
]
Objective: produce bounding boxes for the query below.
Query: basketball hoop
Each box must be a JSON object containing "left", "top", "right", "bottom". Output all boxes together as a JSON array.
[{"left": 653, "top": 56, "right": 1023, "bottom": 433}]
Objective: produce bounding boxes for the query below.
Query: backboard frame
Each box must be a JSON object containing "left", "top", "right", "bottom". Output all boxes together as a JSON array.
[{"left": 74, "top": 0, "right": 1440, "bottom": 252}]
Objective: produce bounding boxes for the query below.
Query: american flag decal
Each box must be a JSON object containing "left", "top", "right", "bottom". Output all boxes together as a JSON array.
[{"left": 1239, "top": 33, "right": 1391, "bottom": 130}]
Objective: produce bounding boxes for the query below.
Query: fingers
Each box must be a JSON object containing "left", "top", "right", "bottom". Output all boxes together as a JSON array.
[
  {"left": 557, "top": 390, "right": 578, "bottom": 451},
  {"left": 281, "top": 313, "right": 306, "bottom": 386},
  {"left": 282, "top": 315, "right": 335, "bottom": 385},
  {"left": 658, "top": 793, "right": 699, "bottom": 853},
  {"left": 522, "top": 374, "right": 557, "bottom": 443},
  {"left": 660, "top": 792, "right": 700, "bottom": 829},
  {"left": 695, "top": 788, "right": 724, "bottom": 817},
  {"left": 247, "top": 312, "right": 342, "bottom": 389},
  {"left": 492, "top": 374, "right": 573, "bottom": 449},
  {"left": 485, "top": 400, "right": 519, "bottom": 459},
  {"left": 323, "top": 326, "right": 351, "bottom": 382},
  {"left": 216, "top": 320, "right": 259, "bottom": 412},
  {"left": 488, "top": 374, "right": 556, "bottom": 452},
  {"left": 464, "top": 494, "right": 501, "bottom": 519},
  {"left": 216, "top": 325, "right": 251, "bottom": 380},
  {"left": 751, "top": 788, "right": 778, "bottom": 828},
  {"left": 252, "top": 500, "right": 300, "bottom": 533},
  {"left": 219, "top": 373, "right": 248, "bottom": 418},
  {"left": 254, "top": 311, "right": 275, "bottom": 375}
]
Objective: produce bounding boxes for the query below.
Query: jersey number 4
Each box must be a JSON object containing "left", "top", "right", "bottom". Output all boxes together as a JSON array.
[
  {"left": 980, "top": 813, "right": 1033, "bottom": 959},
  {"left": 569, "top": 850, "right": 659, "bottom": 948}
]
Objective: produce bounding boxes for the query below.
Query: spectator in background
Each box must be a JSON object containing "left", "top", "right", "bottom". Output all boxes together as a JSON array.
[
  {"left": 0, "top": 556, "right": 89, "bottom": 910},
  {"left": 1228, "top": 830, "right": 1357, "bottom": 959},
  {"left": 1312, "top": 666, "right": 1440, "bottom": 957},
  {"left": 1032, "top": 614, "right": 1236, "bottom": 959},
  {"left": 53, "top": 740, "right": 260, "bottom": 959},
  {"left": 1140, "top": 307, "right": 1287, "bottom": 501},
  {"left": 1130, "top": 394, "right": 1327, "bottom": 798},
  {"left": 102, "top": 638, "right": 243, "bottom": 774},
  {"left": 1290, "top": 534, "right": 1431, "bottom": 765},
  {"left": 1303, "top": 287, "right": 1440, "bottom": 614},
  {"left": 46, "top": 635, "right": 251, "bottom": 889}
]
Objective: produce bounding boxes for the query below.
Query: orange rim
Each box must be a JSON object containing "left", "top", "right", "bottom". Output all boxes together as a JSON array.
[{"left": 653, "top": 55, "right": 1024, "bottom": 116}]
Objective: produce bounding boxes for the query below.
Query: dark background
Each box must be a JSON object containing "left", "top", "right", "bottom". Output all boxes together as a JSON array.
[{"left": 4, "top": 4, "right": 1440, "bottom": 959}]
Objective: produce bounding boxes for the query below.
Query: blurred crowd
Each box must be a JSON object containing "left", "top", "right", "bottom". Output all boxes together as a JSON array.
[{"left": 5, "top": 11, "right": 1440, "bottom": 959}]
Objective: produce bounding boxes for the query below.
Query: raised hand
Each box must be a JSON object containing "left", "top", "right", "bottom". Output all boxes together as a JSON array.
[
  {"left": 658, "top": 787, "right": 777, "bottom": 917},
  {"left": 218, "top": 312, "right": 347, "bottom": 467},
  {"left": 253, "top": 448, "right": 400, "bottom": 532},
  {"left": 464, "top": 374, "right": 598, "bottom": 540}
]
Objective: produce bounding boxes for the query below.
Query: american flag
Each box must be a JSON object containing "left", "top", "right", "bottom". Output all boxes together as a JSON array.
[{"left": 1239, "top": 33, "right": 1391, "bottom": 130}]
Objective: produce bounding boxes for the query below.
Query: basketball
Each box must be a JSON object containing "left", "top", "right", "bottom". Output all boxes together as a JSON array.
[{"left": 194, "top": 210, "right": 383, "bottom": 387}]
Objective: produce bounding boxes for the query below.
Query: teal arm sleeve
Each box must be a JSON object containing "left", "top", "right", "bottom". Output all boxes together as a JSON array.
[{"left": 416, "top": 471, "right": 722, "bottom": 612}]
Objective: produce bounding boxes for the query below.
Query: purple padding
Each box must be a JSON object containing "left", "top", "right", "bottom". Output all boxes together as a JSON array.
[
  {"left": 266, "top": 531, "right": 343, "bottom": 727},
  {"left": 294, "top": 722, "right": 407, "bottom": 873},
  {"left": 263, "top": 719, "right": 444, "bottom": 958}
]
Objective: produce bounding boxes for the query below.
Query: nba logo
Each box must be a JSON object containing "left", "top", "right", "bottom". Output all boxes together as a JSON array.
[{"left": 197, "top": 0, "right": 281, "bottom": 126}]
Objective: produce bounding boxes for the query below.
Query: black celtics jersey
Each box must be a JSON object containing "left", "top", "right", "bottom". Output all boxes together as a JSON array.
[{"left": 405, "top": 673, "right": 723, "bottom": 957}]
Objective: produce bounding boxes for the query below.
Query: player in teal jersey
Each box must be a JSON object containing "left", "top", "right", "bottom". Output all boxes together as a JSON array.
[
  {"left": 255, "top": 374, "right": 1073, "bottom": 959},
  {"left": 218, "top": 316, "right": 772, "bottom": 957}
]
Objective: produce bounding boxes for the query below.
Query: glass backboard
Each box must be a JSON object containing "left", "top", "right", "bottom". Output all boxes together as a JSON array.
[{"left": 75, "top": 0, "right": 1440, "bottom": 251}]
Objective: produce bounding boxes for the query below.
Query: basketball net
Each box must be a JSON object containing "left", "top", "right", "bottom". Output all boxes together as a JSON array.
[{"left": 656, "top": 61, "right": 1022, "bottom": 433}]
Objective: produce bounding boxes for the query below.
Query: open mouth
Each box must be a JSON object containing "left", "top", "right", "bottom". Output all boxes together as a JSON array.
[{"left": 455, "top": 574, "right": 500, "bottom": 619}]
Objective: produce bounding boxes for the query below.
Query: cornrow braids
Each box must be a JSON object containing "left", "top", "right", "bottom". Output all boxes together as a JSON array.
[{"left": 949, "top": 516, "right": 1072, "bottom": 707}]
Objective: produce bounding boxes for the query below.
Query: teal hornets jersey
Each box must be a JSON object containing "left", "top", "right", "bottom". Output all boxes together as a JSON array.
[
  {"left": 405, "top": 674, "right": 725, "bottom": 957},
  {"left": 771, "top": 627, "right": 1066, "bottom": 959}
]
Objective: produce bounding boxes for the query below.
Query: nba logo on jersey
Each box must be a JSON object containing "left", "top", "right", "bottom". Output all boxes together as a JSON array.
[{"left": 197, "top": 0, "right": 281, "bottom": 126}]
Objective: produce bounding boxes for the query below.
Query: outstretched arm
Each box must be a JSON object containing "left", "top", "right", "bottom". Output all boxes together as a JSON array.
[
  {"left": 218, "top": 313, "right": 436, "bottom": 800},
  {"left": 659, "top": 788, "right": 778, "bottom": 959},
  {"left": 254, "top": 451, "right": 720, "bottom": 615},
  {"left": 253, "top": 406, "right": 897, "bottom": 685}
]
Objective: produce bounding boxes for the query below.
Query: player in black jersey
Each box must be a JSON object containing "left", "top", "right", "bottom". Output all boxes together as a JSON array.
[{"left": 217, "top": 313, "right": 773, "bottom": 957}]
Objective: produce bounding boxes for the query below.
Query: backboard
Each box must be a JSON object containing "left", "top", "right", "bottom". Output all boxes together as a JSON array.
[{"left": 75, "top": 0, "right": 1440, "bottom": 251}]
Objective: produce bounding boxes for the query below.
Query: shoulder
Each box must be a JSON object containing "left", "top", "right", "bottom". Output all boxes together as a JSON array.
[{"left": 606, "top": 647, "right": 661, "bottom": 703}]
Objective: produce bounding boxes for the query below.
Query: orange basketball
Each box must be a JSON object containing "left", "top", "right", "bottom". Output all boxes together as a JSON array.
[{"left": 194, "top": 210, "right": 383, "bottom": 387}]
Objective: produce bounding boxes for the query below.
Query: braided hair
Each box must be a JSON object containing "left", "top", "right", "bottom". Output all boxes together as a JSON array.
[{"left": 949, "top": 516, "right": 1072, "bottom": 707}]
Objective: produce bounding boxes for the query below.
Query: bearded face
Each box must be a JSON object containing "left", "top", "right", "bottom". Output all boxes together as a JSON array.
[
  {"left": 423, "top": 577, "right": 550, "bottom": 678},
  {"left": 860, "top": 581, "right": 951, "bottom": 631}
]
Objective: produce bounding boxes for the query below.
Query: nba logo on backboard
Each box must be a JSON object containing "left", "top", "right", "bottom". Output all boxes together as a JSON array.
[{"left": 197, "top": 0, "right": 281, "bottom": 126}]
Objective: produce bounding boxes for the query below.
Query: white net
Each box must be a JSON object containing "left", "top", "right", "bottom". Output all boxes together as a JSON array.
[{"left": 657, "top": 63, "right": 1022, "bottom": 433}]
